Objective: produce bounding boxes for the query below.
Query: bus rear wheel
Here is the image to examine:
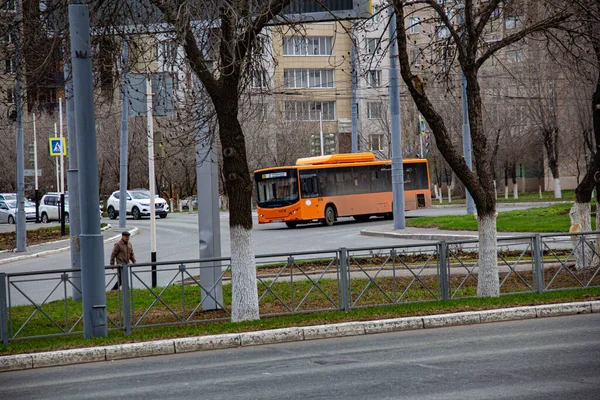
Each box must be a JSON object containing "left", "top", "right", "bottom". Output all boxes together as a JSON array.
[
  {"left": 353, "top": 215, "right": 370, "bottom": 222},
  {"left": 322, "top": 206, "right": 335, "bottom": 226},
  {"left": 285, "top": 222, "right": 297, "bottom": 229}
]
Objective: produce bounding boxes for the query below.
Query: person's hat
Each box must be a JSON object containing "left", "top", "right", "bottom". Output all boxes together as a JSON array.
[{"left": 122, "top": 231, "right": 131, "bottom": 236}]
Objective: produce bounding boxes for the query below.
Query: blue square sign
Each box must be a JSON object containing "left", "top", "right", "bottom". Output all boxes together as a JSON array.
[{"left": 49, "top": 138, "right": 67, "bottom": 156}]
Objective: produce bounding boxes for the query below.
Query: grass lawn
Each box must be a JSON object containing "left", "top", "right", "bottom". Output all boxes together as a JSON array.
[
  {"left": 407, "top": 203, "right": 594, "bottom": 232},
  {"left": 1, "top": 286, "right": 598, "bottom": 356}
]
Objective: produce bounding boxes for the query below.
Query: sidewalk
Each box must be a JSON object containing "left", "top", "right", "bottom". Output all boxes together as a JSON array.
[{"left": 0, "top": 225, "right": 138, "bottom": 265}]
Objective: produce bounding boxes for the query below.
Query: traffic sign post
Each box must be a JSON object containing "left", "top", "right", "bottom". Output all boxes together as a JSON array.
[{"left": 49, "top": 138, "right": 67, "bottom": 157}]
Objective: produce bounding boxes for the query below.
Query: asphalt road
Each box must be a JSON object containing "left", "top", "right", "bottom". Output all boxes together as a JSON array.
[{"left": 1, "top": 313, "right": 598, "bottom": 399}]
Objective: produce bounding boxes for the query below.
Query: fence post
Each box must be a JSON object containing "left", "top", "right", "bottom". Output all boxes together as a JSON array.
[
  {"left": 0, "top": 273, "right": 8, "bottom": 345},
  {"left": 439, "top": 241, "right": 448, "bottom": 301},
  {"left": 339, "top": 248, "right": 349, "bottom": 311},
  {"left": 121, "top": 264, "right": 131, "bottom": 336},
  {"left": 533, "top": 234, "right": 544, "bottom": 294},
  {"left": 288, "top": 256, "right": 295, "bottom": 312}
]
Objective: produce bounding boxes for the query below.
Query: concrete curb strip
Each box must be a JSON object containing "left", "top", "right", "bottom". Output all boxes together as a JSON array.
[
  {"left": 173, "top": 333, "right": 241, "bottom": 354},
  {"left": 422, "top": 311, "right": 481, "bottom": 328},
  {"left": 32, "top": 347, "right": 106, "bottom": 368},
  {"left": 105, "top": 339, "right": 175, "bottom": 361},
  {"left": 0, "top": 226, "right": 137, "bottom": 266},
  {"left": 1, "top": 300, "right": 599, "bottom": 372},
  {"left": 478, "top": 306, "right": 537, "bottom": 323},
  {"left": 240, "top": 327, "right": 304, "bottom": 346},
  {"left": 363, "top": 316, "right": 424, "bottom": 334},
  {"left": 534, "top": 302, "right": 591, "bottom": 317}
]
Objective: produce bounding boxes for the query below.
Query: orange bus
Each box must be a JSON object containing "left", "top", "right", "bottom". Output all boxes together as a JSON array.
[{"left": 254, "top": 152, "right": 431, "bottom": 228}]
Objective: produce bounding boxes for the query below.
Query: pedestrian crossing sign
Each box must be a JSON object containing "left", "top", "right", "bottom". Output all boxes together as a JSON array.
[{"left": 49, "top": 138, "right": 67, "bottom": 156}]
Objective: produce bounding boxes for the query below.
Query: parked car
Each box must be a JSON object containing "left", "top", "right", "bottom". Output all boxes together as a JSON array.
[
  {"left": 0, "top": 193, "right": 16, "bottom": 201},
  {"left": 0, "top": 200, "right": 36, "bottom": 224},
  {"left": 39, "top": 193, "right": 68, "bottom": 223},
  {"left": 106, "top": 189, "right": 169, "bottom": 220},
  {"left": 181, "top": 196, "right": 197, "bottom": 210}
]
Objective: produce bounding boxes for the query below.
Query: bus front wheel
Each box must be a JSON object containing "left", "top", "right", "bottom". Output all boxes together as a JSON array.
[
  {"left": 285, "top": 222, "right": 297, "bottom": 229},
  {"left": 322, "top": 206, "right": 335, "bottom": 226}
]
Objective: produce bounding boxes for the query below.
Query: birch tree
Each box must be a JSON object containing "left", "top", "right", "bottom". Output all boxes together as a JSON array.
[{"left": 391, "top": 0, "right": 573, "bottom": 296}]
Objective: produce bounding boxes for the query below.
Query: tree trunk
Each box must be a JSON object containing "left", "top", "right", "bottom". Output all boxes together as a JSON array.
[
  {"left": 477, "top": 213, "right": 499, "bottom": 297},
  {"left": 569, "top": 202, "right": 592, "bottom": 271},
  {"left": 554, "top": 178, "right": 562, "bottom": 199},
  {"left": 216, "top": 93, "right": 259, "bottom": 322}
]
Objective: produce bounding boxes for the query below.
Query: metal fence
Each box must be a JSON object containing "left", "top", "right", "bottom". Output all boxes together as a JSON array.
[{"left": 2, "top": 231, "right": 600, "bottom": 344}]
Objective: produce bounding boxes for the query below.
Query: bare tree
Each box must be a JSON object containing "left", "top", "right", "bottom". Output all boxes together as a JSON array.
[{"left": 392, "top": 0, "right": 573, "bottom": 296}]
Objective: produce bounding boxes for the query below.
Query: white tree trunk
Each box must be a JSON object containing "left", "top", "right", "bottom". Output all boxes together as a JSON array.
[
  {"left": 477, "top": 213, "right": 500, "bottom": 297},
  {"left": 493, "top": 180, "right": 497, "bottom": 200},
  {"left": 513, "top": 183, "right": 518, "bottom": 199},
  {"left": 554, "top": 178, "right": 562, "bottom": 199},
  {"left": 539, "top": 185, "right": 542, "bottom": 199},
  {"left": 230, "top": 226, "right": 260, "bottom": 322},
  {"left": 569, "top": 203, "right": 592, "bottom": 271},
  {"left": 504, "top": 186, "right": 508, "bottom": 200},
  {"left": 434, "top": 184, "right": 439, "bottom": 200},
  {"left": 447, "top": 185, "right": 452, "bottom": 203}
]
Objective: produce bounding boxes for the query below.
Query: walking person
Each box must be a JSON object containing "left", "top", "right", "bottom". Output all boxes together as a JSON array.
[{"left": 110, "top": 231, "right": 136, "bottom": 290}]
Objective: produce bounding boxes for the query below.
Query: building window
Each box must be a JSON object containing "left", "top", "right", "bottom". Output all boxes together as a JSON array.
[
  {"left": 369, "top": 134, "right": 384, "bottom": 151},
  {"left": 284, "top": 69, "right": 334, "bottom": 88},
  {"left": 5, "top": 57, "right": 15, "bottom": 74},
  {"left": 284, "top": 101, "right": 336, "bottom": 121},
  {"left": 252, "top": 69, "right": 269, "bottom": 88},
  {"left": 507, "top": 49, "right": 525, "bottom": 63},
  {"left": 366, "top": 70, "right": 382, "bottom": 87},
  {"left": 505, "top": 16, "right": 523, "bottom": 29},
  {"left": 410, "top": 48, "right": 422, "bottom": 66},
  {"left": 367, "top": 102, "right": 382, "bottom": 119},
  {"left": 156, "top": 39, "right": 177, "bottom": 62},
  {"left": 366, "top": 38, "right": 380, "bottom": 55},
  {"left": 6, "top": 87, "right": 15, "bottom": 104},
  {"left": 408, "top": 17, "right": 420, "bottom": 34},
  {"left": 283, "top": 36, "right": 332, "bottom": 56}
]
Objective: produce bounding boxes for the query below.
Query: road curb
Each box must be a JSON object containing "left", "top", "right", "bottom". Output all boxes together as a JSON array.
[
  {"left": 1, "top": 300, "right": 598, "bottom": 372},
  {"left": 360, "top": 229, "right": 479, "bottom": 241},
  {"left": 0, "top": 226, "right": 138, "bottom": 266}
]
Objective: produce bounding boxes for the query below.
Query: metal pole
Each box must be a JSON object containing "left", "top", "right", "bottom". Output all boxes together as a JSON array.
[
  {"left": 339, "top": 248, "right": 349, "bottom": 311},
  {"left": 319, "top": 111, "right": 324, "bottom": 156},
  {"left": 64, "top": 58, "right": 82, "bottom": 301},
  {"left": 0, "top": 273, "right": 8, "bottom": 345},
  {"left": 54, "top": 124, "right": 59, "bottom": 192},
  {"left": 351, "top": 42, "right": 358, "bottom": 153},
  {"left": 195, "top": 117, "right": 223, "bottom": 311},
  {"left": 533, "top": 234, "right": 544, "bottom": 293},
  {"left": 68, "top": 1, "right": 107, "bottom": 338},
  {"left": 459, "top": 9, "right": 475, "bottom": 215},
  {"left": 33, "top": 113, "right": 40, "bottom": 223},
  {"left": 122, "top": 264, "right": 131, "bottom": 336},
  {"left": 146, "top": 75, "right": 158, "bottom": 287},
  {"left": 59, "top": 98, "right": 65, "bottom": 194},
  {"left": 14, "top": 0, "right": 25, "bottom": 252},
  {"left": 388, "top": 9, "right": 406, "bottom": 230},
  {"left": 119, "top": 41, "right": 129, "bottom": 230}
]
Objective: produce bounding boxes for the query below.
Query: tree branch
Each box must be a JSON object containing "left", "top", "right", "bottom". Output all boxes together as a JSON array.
[{"left": 476, "top": 11, "right": 572, "bottom": 70}]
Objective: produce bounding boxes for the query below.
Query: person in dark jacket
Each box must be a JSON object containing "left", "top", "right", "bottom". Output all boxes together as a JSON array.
[{"left": 110, "top": 231, "right": 136, "bottom": 290}]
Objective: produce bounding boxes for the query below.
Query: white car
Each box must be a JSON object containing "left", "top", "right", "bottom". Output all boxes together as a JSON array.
[
  {"left": 40, "top": 192, "right": 68, "bottom": 223},
  {"left": 0, "top": 200, "right": 36, "bottom": 224},
  {"left": 106, "top": 189, "right": 169, "bottom": 220}
]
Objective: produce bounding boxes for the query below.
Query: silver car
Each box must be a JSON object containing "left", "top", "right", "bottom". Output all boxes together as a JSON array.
[{"left": 0, "top": 200, "right": 36, "bottom": 224}]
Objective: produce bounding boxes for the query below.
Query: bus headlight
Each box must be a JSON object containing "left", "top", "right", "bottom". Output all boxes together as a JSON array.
[{"left": 305, "top": 200, "right": 312, "bottom": 206}]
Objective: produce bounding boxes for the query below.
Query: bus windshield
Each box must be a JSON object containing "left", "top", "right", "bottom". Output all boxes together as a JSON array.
[{"left": 255, "top": 169, "right": 299, "bottom": 208}]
